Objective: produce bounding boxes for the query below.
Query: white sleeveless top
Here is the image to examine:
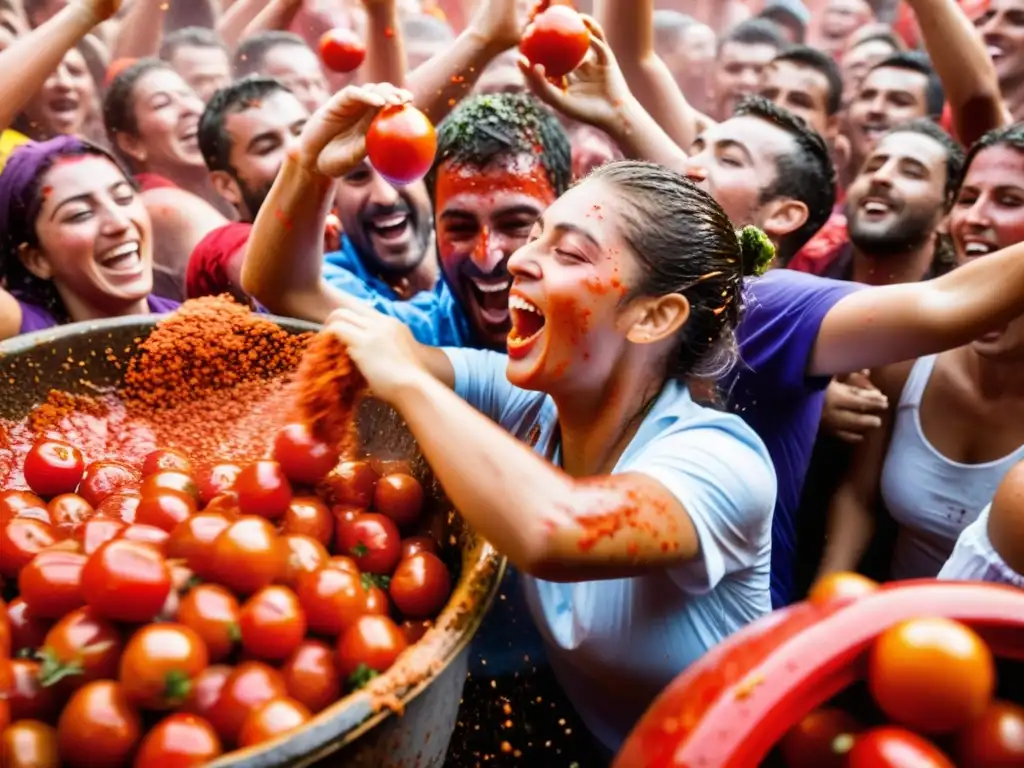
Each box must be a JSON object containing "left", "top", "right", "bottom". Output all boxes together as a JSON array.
[
  {"left": 880, "top": 355, "right": 1024, "bottom": 580},
  {"left": 938, "top": 504, "right": 1024, "bottom": 588}
]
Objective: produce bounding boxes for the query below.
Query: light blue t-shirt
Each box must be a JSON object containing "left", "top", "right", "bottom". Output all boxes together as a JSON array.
[{"left": 445, "top": 348, "right": 777, "bottom": 752}]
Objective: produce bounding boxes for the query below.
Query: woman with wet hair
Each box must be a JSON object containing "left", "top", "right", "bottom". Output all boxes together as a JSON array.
[{"left": 248, "top": 82, "right": 778, "bottom": 755}]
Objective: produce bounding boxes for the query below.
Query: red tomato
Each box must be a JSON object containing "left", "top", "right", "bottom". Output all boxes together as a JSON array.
[
  {"left": 7, "top": 658, "right": 59, "bottom": 721},
  {"left": 327, "top": 462, "right": 378, "bottom": 507},
  {"left": 197, "top": 462, "right": 243, "bottom": 505},
  {"left": 176, "top": 584, "right": 240, "bottom": 663},
  {"left": 337, "top": 614, "right": 408, "bottom": 683},
  {"left": 281, "top": 639, "right": 341, "bottom": 713},
  {"left": 239, "top": 586, "right": 307, "bottom": 661},
  {"left": 780, "top": 708, "right": 862, "bottom": 768},
  {"left": 77, "top": 461, "right": 139, "bottom": 508},
  {"left": 206, "top": 661, "right": 288, "bottom": 745},
  {"left": 40, "top": 607, "right": 123, "bottom": 691},
  {"left": 94, "top": 490, "right": 141, "bottom": 523},
  {"left": 520, "top": 5, "right": 590, "bottom": 78},
  {"left": 0, "top": 719, "right": 60, "bottom": 768},
  {"left": 400, "top": 618, "right": 433, "bottom": 645},
  {"left": 848, "top": 727, "right": 955, "bottom": 768},
  {"left": 77, "top": 517, "right": 126, "bottom": 556},
  {"left": 236, "top": 461, "right": 293, "bottom": 520},
  {"left": 136, "top": 490, "right": 196, "bottom": 532},
  {"left": 120, "top": 623, "right": 209, "bottom": 710},
  {"left": 389, "top": 552, "right": 451, "bottom": 618},
  {"left": 23, "top": 439, "right": 85, "bottom": 498},
  {"left": 0, "top": 599, "right": 8, "bottom": 658},
  {"left": 238, "top": 697, "right": 311, "bottom": 747},
  {"left": 273, "top": 423, "right": 340, "bottom": 485},
  {"left": 318, "top": 28, "right": 366, "bottom": 73},
  {"left": 18, "top": 550, "right": 87, "bottom": 619},
  {"left": 400, "top": 535, "right": 439, "bottom": 560},
  {"left": 57, "top": 681, "right": 142, "bottom": 768},
  {"left": 141, "top": 448, "right": 193, "bottom": 478},
  {"left": 140, "top": 471, "right": 199, "bottom": 505},
  {"left": 166, "top": 512, "right": 232, "bottom": 578},
  {"left": 869, "top": 617, "right": 995, "bottom": 734},
  {"left": 364, "top": 582, "right": 390, "bottom": 616},
  {"left": 373, "top": 473, "right": 424, "bottom": 527},
  {"left": 7, "top": 598, "right": 50, "bottom": 656},
  {"left": 336, "top": 512, "right": 401, "bottom": 574},
  {"left": 80, "top": 539, "right": 171, "bottom": 623},
  {"left": 327, "top": 555, "right": 361, "bottom": 575},
  {"left": 954, "top": 700, "right": 1024, "bottom": 767},
  {"left": 282, "top": 496, "right": 334, "bottom": 546},
  {"left": 808, "top": 572, "right": 879, "bottom": 607},
  {"left": 181, "top": 664, "right": 231, "bottom": 721},
  {"left": 369, "top": 458, "right": 412, "bottom": 477},
  {"left": 133, "top": 712, "right": 223, "bottom": 768},
  {"left": 365, "top": 104, "right": 437, "bottom": 186},
  {"left": 283, "top": 533, "right": 330, "bottom": 585},
  {"left": 211, "top": 516, "right": 286, "bottom": 595},
  {"left": 0, "top": 519, "right": 57, "bottom": 577},
  {"left": 0, "top": 490, "right": 50, "bottom": 524},
  {"left": 295, "top": 567, "right": 375, "bottom": 636},
  {"left": 47, "top": 494, "right": 94, "bottom": 536},
  {"left": 120, "top": 523, "right": 170, "bottom": 553}
]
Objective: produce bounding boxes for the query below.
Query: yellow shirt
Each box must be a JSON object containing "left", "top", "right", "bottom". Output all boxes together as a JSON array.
[{"left": 0, "top": 129, "right": 30, "bottom": 172}]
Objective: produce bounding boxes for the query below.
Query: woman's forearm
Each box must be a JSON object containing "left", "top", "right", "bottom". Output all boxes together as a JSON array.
[
  {"left": 363, "top": 0, "right": 404, "bottom": 88},
  {"left": 817, "top": 488, "right": 876, "bottom": 578}
]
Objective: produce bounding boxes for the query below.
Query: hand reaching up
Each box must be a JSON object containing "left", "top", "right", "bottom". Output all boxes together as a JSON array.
[{"left": 76, "top": 0, "right": 125, "bottom": 23}]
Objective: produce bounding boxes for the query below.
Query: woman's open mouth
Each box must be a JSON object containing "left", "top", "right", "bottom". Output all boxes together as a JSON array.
[
  {"left": 98, "top": 241, "right": 143, "bottom": 275},
  {"left": 507, "top": 293, "right": 545, "bottom": 358}
]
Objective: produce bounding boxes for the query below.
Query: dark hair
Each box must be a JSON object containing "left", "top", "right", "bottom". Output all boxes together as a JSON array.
[
  {"left": 234, "top": 31, "right": 308, "bottom": 78},
  {"left": 866, "top": 51, "right": 944, "bottom": 118},
  {"left": 773, "top": 44, "right": 843, "bottom": 116},
  {"left": 590, "top": 161, "right": 773, "bottom": 379},
  {"left": 957, "top": 123, "right": 1024, "bottom": 196},
  {"left": 102, "top": 58, "right": 173, "bottom": 147},
  {"left": 718, "top": 17, "right": 787, "bottom": 55},
  {"left": 199, "top": 76, "right": 291, "bottom": 174},
  {"left": 653, "top": 9, "right": 697, "bottom": 45},
  {"left": 734, "top": 95, "right": 836, "bottom": 263},
  {"left": 427, "top": 93, "right": 572, "bottom": 201},
  {"left": 847, "top": 26, "right": 904, "bottom": 55},
  {"left": 759, "top": 7, "right": 807, "bottom": 43},
  {"left": 159, "top": 26, "right": 228, "bottom": 62},
  {"left": 882, "top": 118, "right": 965, "bottom": 209}
]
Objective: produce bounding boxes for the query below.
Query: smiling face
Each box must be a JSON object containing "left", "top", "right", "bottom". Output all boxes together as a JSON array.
[
  {"left": 712, "top": 41, "right": 780, "bottom": 119},
  {"left": 976, "top": 0, "right": 1024, "bottom": 88},
  {"left": 23, "top": 48, "right": 95, "bottom": 139},
  {"left": 120, "top": 68, "right": 205, "bottom": 174},
  {"left": 433, "top": 156, "right": 556, "bottom": 348},
  {"left": 841, "top": 39, "right": 897, "bottom": 103},
  {"left": 22, "top": 155, "right": 153, "bottom": 316},
  {"left": 950, "top": 143, "right": 1024, "bottom": 261},
  {"left": 846, "top": 65, "right": 931, "bottom": 166}
]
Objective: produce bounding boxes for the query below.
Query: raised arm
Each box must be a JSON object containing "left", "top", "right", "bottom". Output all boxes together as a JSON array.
[
  {"left": 217, "top": 0, "right": 266, "bottom": 50},
  {"left": 109, "top": 0, "right": 163, "bottom": 59},
  {"left": 361, "top": 0, "right": 405, "bottom": 88},
  {"left": 239, "top": 0, "right": 304, "bottom": 45}
]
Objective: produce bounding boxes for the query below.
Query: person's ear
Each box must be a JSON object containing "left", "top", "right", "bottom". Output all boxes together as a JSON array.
[
  {"left": 18, "top": 243, "right": 53, "bottom": 280},
  {"left": 759, "top": 198, "right": 809, "bottom": 242},
  {"left": 114, "top": 131, "right": 147, "bottom": 167},
  {"left": 625, "top": 293, "right": 690, "bottom": 345},
  {"left": 209, "top": 170, "right": 244, "bottom": 210}
]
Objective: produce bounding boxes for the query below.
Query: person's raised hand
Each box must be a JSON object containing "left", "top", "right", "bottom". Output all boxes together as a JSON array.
[
  {"left": 468, "top": 0, "right": 534, "bottom": 52},
  {"left": 820, "top": 371, "right": 889, "bottom": 444},
  {"left": 76, "top": 0, "right": 125, "bottom": 23},
  {"left": 298, "top": 82, "right": 412, "bottom": 178}
]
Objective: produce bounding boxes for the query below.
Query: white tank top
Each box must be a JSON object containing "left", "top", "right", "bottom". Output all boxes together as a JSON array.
[{"left": 880, "top": 355, "right": 1024, "bottom": 580}]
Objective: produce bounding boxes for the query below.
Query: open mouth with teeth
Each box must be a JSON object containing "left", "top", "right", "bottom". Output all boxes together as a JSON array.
[
  {"left": 99, "top": 241, "right": 142, "bottom": 273},
  {"left": 508, "top": 294, "right": 546, "bottom": 346},
  {"left": 860, "top": 199, "right": 894, "bottom": 218},
  {"left": 367, "top": 212, "right": 410, "bottom": 242},
  {"left": 466, "top": 276, "right": 512, "bottom": 326},
  {"left": 962, "top": 241, "right": 997, "bottom": 257},
  {"left": 48, "top": 96, "right": 80, "bottom": 116}
]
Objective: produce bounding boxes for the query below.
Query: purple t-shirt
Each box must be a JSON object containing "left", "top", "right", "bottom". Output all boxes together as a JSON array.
[
  {"left": 729, "top": 269, "right": 862, "bottom": 608},
  {"left": 17, "top": 295, "right": 180, "bottom": 334}
]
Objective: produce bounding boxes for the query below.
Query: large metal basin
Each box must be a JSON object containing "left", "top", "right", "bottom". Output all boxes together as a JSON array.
[{"left": 0, "top": 315, "right": 506, "bottom": 768}]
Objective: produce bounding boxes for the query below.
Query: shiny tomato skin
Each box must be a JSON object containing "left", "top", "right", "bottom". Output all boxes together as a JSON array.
[
  {"left": 327, "top": 555, "right": 361, "bottom": 575},
  {"left": 520, "top": 5, "right": 590, "bottom": 78},
  {"left": 141, "top": 448, "right": 193, "bottom": 478},
  {"left": 94, "top": 490, "right": 141, "bottom": 523},
  {"left": 176, "top": 584, "right": 241, "bottom": 663},
  {"left": 120, "top": 523, "right": 170, "bottom": 553},
  {"left": 0, "top": 598, "right": 8, "bottom": 658},
  {"left": 8, "top": 598, "right": 50, "bottom": 657},
  {"left": 337, "top": 614, "right": 408, "bottom": 680},
  {"left": 389, "top": 552, "right": 451, "bottom": 618},
  {"left": 8, "top": 658, "right": 60, "bottom": 721},
  {"left": 57, "top": 680, "right": 142, "bottom": 768},
  {"left": 0, "top": 519, "right": 58, "bottom": 578},
  {"left": 166, "top": 512, "right": 231, "bottom": 578},
  {"left": 211, "top": 516, "right": 287, "bottom": 596},
  {"left": 399, "top": 535, "right": 439, "bottom": 560},
  {"left": 133, "top": 712, "right": 223, "bottom": 768},
  {"left": 0, "top": 490, "right": 50, "bottom": 524},
  {"left": 119, "top": 623, "right": 209, "bottom": 710},
  {"left": 140, "top": 471, "right": 199, "bottom": 505},
  {"left": 283, "top": 534, "right": 330, "bottom": 585},
  {"left": 206, "top": 661, "right": 288, "bottom": 745},
  {"left": 848, "top": 727, "right": 955, "bottom": 768},
  {"left": 809, "top": 572, "right": 880, "bottom": 607},
  {"left": 273, "top": 423, "right": 341, "bottom": 485},
  {"left": 0, "top": 719, "right": 60, "bottom": 768},
  {"left": 77, "top": 461, "right": 140, "bottom": 508},
  {"left": 47, "top": 494, "right": 94, "bottom": 536},
  {"left": 41, "top": 607, "right": 124, "bottom": 691},
  {"left": 780, "top": 708, "right": 862, "bottom": 768},
  {"left": 400, "top": 618, "right": 433, "bottom": 645},
  {"left": 327, "top": 461, "right": 379, "bottom": 507},
  {"left": 136, "top": 490, "right": 196, "bottom": 532},
  {"left": 869, "top": 617, "right": 995, "bottom": 734},
  {"left": 282, "top": 496, "right": 334, "bottom": 546},
  {"left": 23, "top": 439, "right": 85, "bottom": 498},
  {"left": 236, "top": 461, "right": 293, "bottom": 520},
  {"left": 318, "top": 28, "right": 366, "bottom": 72},
  {"left": 77, "top": 517, "right": 126, "bottom": 556},
  {"left": 365, "top": 104, "right": 437, "bottom": 187},
  {"left": 337, "top": 513, "right": 401, "bottom": 575},
  {"left": 239, "top": 586, "right": 307, "bottom": 661},
  {"left": 281, "top": 640, "right": 341, "bottom": 713},
  {"left": 181, "top": 664, "right": 231, "bottom": 721},
  {"left": 296, "top": 566, "right": 373, "bottom": 637},
  {"left": 203, "top": 491, "right": 241, "bottom": 518},
  {"left": 81, "top": 539, "right": 172, "bottom": 623},
  {"left": 197, "top": 462, "right": 243, "bottom": 505},
  {"left": 954, "top": 700, "right": 1024, "bottom": 767},
  {"left": 238, "top": 696, "right": 312, "bottom": 748},
  {"left": 18, "top": 550, "right": 87, "bottom": 619},
  {"left": 373, "top": 473, "right": 424, "bottom": 527}
]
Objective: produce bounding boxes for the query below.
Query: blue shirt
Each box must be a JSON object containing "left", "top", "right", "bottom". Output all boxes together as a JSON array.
[{"left": 445, "top": 348, "right": 776, "bottom": 752}]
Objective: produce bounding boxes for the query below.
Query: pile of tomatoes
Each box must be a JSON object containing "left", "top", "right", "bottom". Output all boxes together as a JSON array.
[{"left": 0, "top": 424, "right": 454, "bottom": 767}]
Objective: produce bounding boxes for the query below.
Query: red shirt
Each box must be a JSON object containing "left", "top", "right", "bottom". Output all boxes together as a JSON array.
[
  {"left": 787, "top": 210, "right": 850, "bottom": 276},
  {"left": 135, "top": 173, "right": 177, "bottom": 192},
  {"left": 186, "top": 222, "right": 253, "bottom": 299}
]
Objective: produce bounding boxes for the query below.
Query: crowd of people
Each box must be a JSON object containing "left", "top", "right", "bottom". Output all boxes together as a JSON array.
[{"left": 1, "top": 0, "right": 1023, "bottom": 764}]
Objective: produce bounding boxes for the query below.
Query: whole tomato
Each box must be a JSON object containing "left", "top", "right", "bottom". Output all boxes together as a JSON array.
[
  {"left": 211, "top": 516, "right": 286, "bottom": 595},
  {"left": 197, "top": 462, "right": 243, "bottom": 505},
  {"left": 119, "top": 623, "right": 208, "bottom": 710},
  {"left": 94, "top": 490, "right": 141, "bottom": 523},
  {"left": 8, "top": 598, "right": 50, "bottom": 657},
  {"left": 954, "top": 700, "right": 1024, "bottom": 767},
  {"left": 282, "top": 640, "right": 341, "bottom": 713},
  {"left": 80, "top": 539, "right": 172, "bottom": 623},
  {"left": 848, "top": 727, "right": 955, "bottom": 768},
  {"left": 520, "top": 5, "right": 590, "bottom": 78},
  {"left": 133, "top": 713, "right": 222, "bottom": 768},
  {"left": 389, "top": 552, "right": 451, "bottom": 618},
  {"left": 76, "top": 517, "right": 126, "bottom": 556},
  {"left": 318, "top": 28, "right": 366, "bottom": 73},
  {"left": 400, "top": 618, "right": 432, "bottom": 645},
  {"left": 0, "top": 490, "right": 50, "bottom": 524},
  {"left": 0, "top": 719, "right": 60, "bottom": 768},
  {"left": 336, "top": 614, "right": 408, "bottom": 684},
  {"left": 239, "top": 586, "right": 307, "bottom": 661},
  {"left": 365, "top": 104, "right": 437, "bottom": 187},
  {"left": 283, "top": 533, "right": 331, "bottom": 585},
  {"left": 809, "top": 572, "right": 880, "bottom": 607},
  {"left": 141, "top": 448, "right": 193, "bottom": 478},
  {"left": 39, "top": 607, "right": 123, "bottom": 691},
  {"left": 0, "top": 598, "right": 9, "bottom": 658},
  {"left": 273, "top": 423, "right": 340, "bottom": 485},
  {"left": 140, "top": 471, "right": 199, "bottom": 505},
  {"left": 282, "top": 496, "right": 334, "bottom": 546},
  {"left": 18, "top": 550, "right": 87, "bottom": 619},
  {"left": 296, "top": 566, "right": 378, "bottom": 636},
  {"left": 136, "top": 490, "right": 196, "bottom": 532},
  {"left": 7, "top": 658, "right": 60, "bottom": 721},
  {"left": 373, "top": 473, "right": 424, "bottom": 527},
  {"left": 57, "top": 680, "right": 142, "bottom": 768},
  {"left": 176, "top": 584, "right": 241, "bottom": 663},
  {"left": 780, "top": 708, "right": 862, "bottom": 768},
  {"left": 181, "top": 664, "right": 231, "bottom": 721},
  {"left": 400, "top": 535, "right": 439, "bottom": 560},
  {"left": 23, "top": 439, "right": 85, "bottom": 498},
  {"left": 326, "top": 460, "right": 378, "bottom": 507},
  {"left": 77, "top": 461, "right": 139, "bottom": 508},
  {"left": 166, "top": 512, "right": 232, "bottom": 578},
  {"left": 337, "top": 512, "right": 401, "bottom": 574},
  {"left": 236, "top": 461, "right": 293, "bottom": 520},
  {"left": 47, "top": 494, "right": 94, "bottom": 536},
  {"left": 206, "top": 661, "right": 288, "bottom": 745},
  {"left": 0, "top": 519, "right": 58, "bottom": 578},
  {"left": 238, "top": 697, "right": 312, "bottom": 748},
  {"left": 869, "top": 617, "right": 995, "bottom": 734}
]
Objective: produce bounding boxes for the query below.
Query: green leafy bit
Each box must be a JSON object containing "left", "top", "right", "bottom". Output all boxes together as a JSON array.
[
  {"left": 347, "top": 663, "right": 379, "bottom": 691},
  {"left": 37, "top": 648, "right": 83, "bottom": 688},
  {"left": 163, "top": 670, "right": 193, "bottom": 705},
  {"left": 227, "top": 622, "right": 241, "bottom": 643},
  {"left": 361, "top": 573, "right": 390, "bottom": 591},
  {"left": 351, "top": 542, "right": 369, "bottom": 558}
]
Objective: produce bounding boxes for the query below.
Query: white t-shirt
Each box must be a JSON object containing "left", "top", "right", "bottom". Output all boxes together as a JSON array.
[
  {"left": 938, "top": 504, "right": 1024, "bottom": 589},
  {"left": 444, "top": 348, "right": 777, "bottom": 752}
]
